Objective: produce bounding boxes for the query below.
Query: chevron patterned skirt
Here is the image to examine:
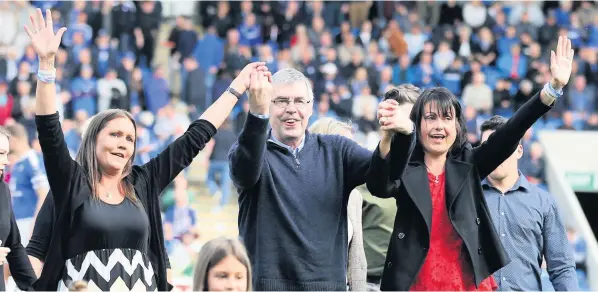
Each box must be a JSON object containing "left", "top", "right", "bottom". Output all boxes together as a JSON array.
[{"left": 57, "top": 248, "right": 158, "bottom": 292}]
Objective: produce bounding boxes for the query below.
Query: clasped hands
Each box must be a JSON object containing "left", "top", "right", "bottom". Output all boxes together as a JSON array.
[
  {"left": 378, "top": 99, "right": 414, "bottom": 139},
  {"left": 230, "top": 62, "right": 273, "bottom": 116}
]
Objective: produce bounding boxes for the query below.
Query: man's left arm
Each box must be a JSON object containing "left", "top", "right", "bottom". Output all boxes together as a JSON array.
[{"left": 543, "top": 199, "right": 579, "bottom": 291}]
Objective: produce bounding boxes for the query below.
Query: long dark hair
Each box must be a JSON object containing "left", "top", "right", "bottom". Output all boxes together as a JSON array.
[
  {"left": 409, "top": 87, "right": 468, "bottom": 158},
  {"left": 76, "top": 109, "right": 137, "bottom": 201}
]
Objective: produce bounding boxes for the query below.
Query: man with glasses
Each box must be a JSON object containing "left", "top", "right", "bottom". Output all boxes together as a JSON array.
[{"left": 228, "top": 68, "right": 415, "bottom": 290}]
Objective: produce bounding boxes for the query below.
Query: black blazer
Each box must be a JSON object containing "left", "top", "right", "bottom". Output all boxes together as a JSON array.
[
  {"left": 366, "top": 92, "right": 553, "bottom": 291},
  {"left": 0, "top": 180, "right": 36, "bottom": 291}
]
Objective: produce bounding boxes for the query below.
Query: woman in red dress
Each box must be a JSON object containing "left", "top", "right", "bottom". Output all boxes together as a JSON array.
[{"left": 366, "top": 36, "right": 575, "bottom": 291}]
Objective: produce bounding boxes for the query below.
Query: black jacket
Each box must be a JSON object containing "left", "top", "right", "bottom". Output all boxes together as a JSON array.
[
  {"left": 0, "top": 180, "right": 37, "bottom": 291},
  {"left": 33, "top": 112, "right": 216, "bottom": 291},
  {"left": 366, "top": 92, "right": 553, "bottom": 291}
]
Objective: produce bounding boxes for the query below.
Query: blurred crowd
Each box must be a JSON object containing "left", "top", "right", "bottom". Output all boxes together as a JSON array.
[{"left": 1, "top": 0, "right": 597, "bottom": 287}]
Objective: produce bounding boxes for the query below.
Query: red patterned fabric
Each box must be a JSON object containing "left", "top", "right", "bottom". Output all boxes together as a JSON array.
[{"left": 410, "top": 171, "right": 497, "bottom": 291}]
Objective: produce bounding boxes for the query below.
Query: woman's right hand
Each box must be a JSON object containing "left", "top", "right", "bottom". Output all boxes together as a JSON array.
[{"left": 24, "top": 8, "right": 67, "bottom": 65}]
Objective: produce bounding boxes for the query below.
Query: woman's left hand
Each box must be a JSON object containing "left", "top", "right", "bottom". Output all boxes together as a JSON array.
[{"left": 549, "top": 36, "right": 575, "bottom": 91}]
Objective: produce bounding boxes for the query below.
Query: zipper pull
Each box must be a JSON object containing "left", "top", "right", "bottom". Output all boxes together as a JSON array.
[{"left": 295, "top": 157, "right": 300, "bottom": 166}]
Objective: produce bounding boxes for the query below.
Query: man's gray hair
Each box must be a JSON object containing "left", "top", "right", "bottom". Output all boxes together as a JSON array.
[{"left": 272, "top": 68, "right": 315, "bottom": 101}]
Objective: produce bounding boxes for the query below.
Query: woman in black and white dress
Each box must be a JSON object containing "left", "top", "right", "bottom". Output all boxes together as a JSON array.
[{"left": 24, "top": 8, "right": 271, "bottom": 291}]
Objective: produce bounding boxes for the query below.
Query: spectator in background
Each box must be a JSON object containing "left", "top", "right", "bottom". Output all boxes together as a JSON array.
[
  {"left": 6, "top": 123, "right": 49, "bottom": 246},
  {"left": 205, "top": 118, "right": 236, "bottom": 213},
  {"left": 143, "top": 65, "right": 169, "bottom": 115},
  {"left": 181, "top": 57, "right": 207, "bottom": 116},
  {"left": 566, "top": 75, "right": 596, "bottom": 115},
  {"left": 69, "top": 64, "right": 97, "bottom": 116},
  {"left": 163, "top": 175, "right": 198, "bottom": 240},
  {"left": 0, "top": 80, "right": 14, "bottom": 125},
  {"left": 566, "top": 227, "right": 588, "bottom": 286},
  {"left": 462, "top": 72, "right": 493, "bottom": 115},
  {"left": 480, "top": 116, "right": 578, "bottom": 291},
  {"left": 96, "top": 68, "right": 127, "bottom": 112},
  {"left": 520, "top": 142, "right": 546, "bottom": 185}
]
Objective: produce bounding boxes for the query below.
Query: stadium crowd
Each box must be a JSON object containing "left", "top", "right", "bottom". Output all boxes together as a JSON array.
[{"left": 0, "top": 0, "right": 597, "bottom": 291}]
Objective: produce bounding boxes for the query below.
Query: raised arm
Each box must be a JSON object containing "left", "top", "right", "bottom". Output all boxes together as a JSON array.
[
  {"left": 474, "top": 36, "right": 574, "bottom": 179},
  {"left": 26, "top": 9, "right": 77, "bottom": 198},
  {"left": 229, "top": 68, "right": 273, "bottom": 189},
  {"left": 366, "top": 99, "right": 416, "bottom": 198},
  {"left": 142, "top": 62, "right": 271, "bottom": 192}
]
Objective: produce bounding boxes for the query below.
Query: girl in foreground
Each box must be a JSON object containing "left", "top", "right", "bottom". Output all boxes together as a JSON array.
[{"left": 193, "top": 237, "right": 252, "bottom": 291}]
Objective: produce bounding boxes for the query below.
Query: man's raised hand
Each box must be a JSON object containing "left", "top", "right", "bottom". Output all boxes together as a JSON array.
[{"left": 247, "top": 69, "right": 273, "bottom": 116}]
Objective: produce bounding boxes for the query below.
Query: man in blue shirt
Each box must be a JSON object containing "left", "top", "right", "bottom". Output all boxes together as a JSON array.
[
  {"left": 6, "top": 123, "right": 49, "bottom": 246},
  {"left": 480, "top": 116, "right": 578, "bottom": 291}
]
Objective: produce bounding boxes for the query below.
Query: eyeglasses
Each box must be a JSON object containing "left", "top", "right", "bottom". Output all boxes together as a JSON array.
[{"left": 271, "top": 98, "right": 312, "bottom": 108}]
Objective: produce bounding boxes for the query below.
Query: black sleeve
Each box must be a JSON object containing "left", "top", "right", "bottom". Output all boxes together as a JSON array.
[
  {"left": 27, "top": 193, "right": 54, "bottom": 261},
  {"left": 6, "top": 198, "right": 37, "bottom": 290},
  {"left": 473, "top": 92, "right": 552, "bottom": 178},
  {"left": 228, "top": 114, "right": 269, "bottom": 190},
  {"left": 141, "top": 119, "right": 217, "bottom": 193},
  {"left": 366, "top": 132, "right": 416, "bottom": 198},
  {"left": 35, "top": 113, "right": 79, "bottom": 202}
]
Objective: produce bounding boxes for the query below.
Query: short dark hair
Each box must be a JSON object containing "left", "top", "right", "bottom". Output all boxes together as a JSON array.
[
  {"left": 479, "top": 115, "right": 521, "bottom": 144},
  {"left": 480, "top": 115, "right": 509, "bottom": 133}
]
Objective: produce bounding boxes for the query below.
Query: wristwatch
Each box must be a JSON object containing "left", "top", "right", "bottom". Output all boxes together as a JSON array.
[{"left": 226, "top": 86, "right": 242, "bottom": 99}]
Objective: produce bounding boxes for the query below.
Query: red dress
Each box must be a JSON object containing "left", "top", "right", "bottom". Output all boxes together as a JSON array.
[{"left": 410, "top": 171, "right": 497, "bottom": 291}]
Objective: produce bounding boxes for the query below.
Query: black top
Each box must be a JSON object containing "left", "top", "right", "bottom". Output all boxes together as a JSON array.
[
  {"left": 27, "top": 194, "right": 173, "bottom": 267},
  {"left": 34, "top": 112, "right": 216, "bottom": 291},
  {"left": 365, "top": 92, "right": 553, "bottom": 291},
  {"left": 0, "top": 180, "right": 36, "bottom": 291},
  {"left": 68, "top": 198, "right": 149, "bottom": 257}
]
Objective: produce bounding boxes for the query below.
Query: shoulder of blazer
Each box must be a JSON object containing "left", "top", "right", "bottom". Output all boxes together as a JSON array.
[{"left": 451, "top": 142, "right": 475, "bottom": 162}]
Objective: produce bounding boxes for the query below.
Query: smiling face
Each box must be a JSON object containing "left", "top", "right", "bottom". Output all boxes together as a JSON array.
[
  {"left": 270, "top": 81, "right": 313, "bottom": 147},
  {"left": 95, "top": 117, "right": 136, "bottom": 175},
  {"left": 419, "top": 101, "right": 458, "bottom": 156}
]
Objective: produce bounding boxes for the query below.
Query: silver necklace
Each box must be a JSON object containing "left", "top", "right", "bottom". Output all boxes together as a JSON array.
[
  {"left": 425, "top": 165, "right": 444, "bottom": 184},
  {"left": 105, "top": 191, "right": 113, "bottom": 198}
]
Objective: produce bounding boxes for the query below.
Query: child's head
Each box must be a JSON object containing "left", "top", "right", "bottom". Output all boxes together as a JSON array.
[{"left": 193, "top": 237, "right": 252, "bottom": 291}]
